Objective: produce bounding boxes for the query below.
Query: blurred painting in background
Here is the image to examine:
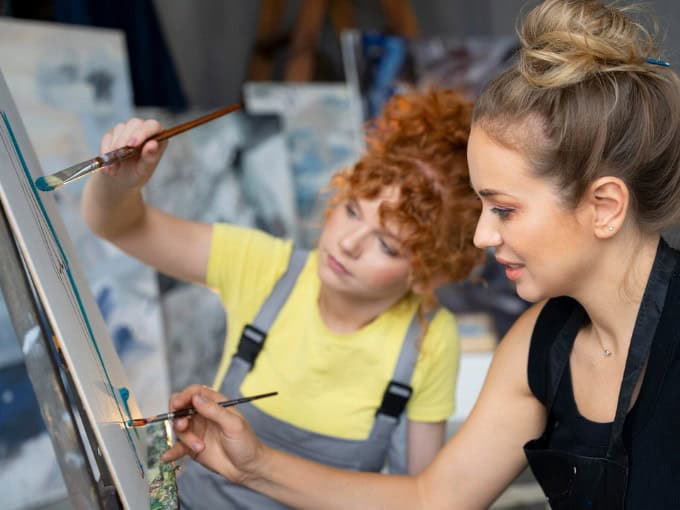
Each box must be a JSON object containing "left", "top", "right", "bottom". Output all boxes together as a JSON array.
[
  {"left": 341, "top": 29, "right": 518, "bottom": 122},
  {"left": 0, "top": 18, "right": 169, "bottom": 509},
  {"left": 244, "top": 82, "right": 363, "bottom": 248}
]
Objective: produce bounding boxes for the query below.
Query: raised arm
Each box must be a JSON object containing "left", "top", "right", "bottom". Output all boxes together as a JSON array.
[
  {"left": 81, "top": 118, "right": 212, "bottom": 285},
  {"left": 162, "top": 303, "right": 548, "bottom": 509},
  {"left": 417, "top": 302, "right": 547, "bottom": 508}
]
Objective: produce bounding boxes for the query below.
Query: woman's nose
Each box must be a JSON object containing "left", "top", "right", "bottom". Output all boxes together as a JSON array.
[
  {"left": 339, "top": 227, "right": 366, "bottom": 258},
  {"left": 473, "top": 213, "right": 502, "bottom": 249}
]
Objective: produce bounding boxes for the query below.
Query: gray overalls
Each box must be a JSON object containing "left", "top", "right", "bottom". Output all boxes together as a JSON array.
[{"left": 178, "top": 250, "right": 425, "bottom": 509}]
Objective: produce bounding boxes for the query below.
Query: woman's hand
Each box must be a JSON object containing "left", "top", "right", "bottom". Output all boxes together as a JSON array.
[
  {"left": 99, "top": 118, "right": 167, "bottom": 191},
  {"left": 161, "top": 385, "right": 267, "bottom": 484}
]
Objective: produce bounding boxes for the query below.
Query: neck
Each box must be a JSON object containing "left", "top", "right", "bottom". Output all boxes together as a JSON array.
[
  {"left": 572, "top": 231, "right": 660, "bottom": 356},
  {"left": 317, "top": 285, "right": 409, "bottom": 334}
]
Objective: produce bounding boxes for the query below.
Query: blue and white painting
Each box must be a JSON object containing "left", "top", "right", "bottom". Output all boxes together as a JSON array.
[{"left": 244, "top": 83, "right": 363, "bottom": 248}]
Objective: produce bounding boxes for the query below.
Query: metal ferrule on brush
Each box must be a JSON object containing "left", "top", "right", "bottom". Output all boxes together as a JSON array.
[{"left": 58, "top": 158, "right": 103, "bottom": 186}]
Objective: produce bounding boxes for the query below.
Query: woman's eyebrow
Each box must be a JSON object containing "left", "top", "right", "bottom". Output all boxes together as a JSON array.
[{"left": 478, "top": 188, "right": 503, "bottom": 197}]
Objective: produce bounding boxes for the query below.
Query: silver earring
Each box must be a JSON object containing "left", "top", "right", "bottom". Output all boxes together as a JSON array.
[{"left": 608, "top": 225, "right": 614, "bottom": 231}]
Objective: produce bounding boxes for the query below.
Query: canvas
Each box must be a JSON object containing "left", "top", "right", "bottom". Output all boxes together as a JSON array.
[{"left": 0, "top": 68, "right": 153, "bottom": 508}]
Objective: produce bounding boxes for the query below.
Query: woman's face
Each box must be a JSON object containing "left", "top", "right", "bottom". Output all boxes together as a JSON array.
[
  {"left": 467, "top": 126, "right": 594, "bottom": 302},
  {"left": 317, "top": 188, "right": 412, "bottom": 301}
]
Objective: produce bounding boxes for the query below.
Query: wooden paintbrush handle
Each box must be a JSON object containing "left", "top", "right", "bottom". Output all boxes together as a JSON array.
[
  {"left": 97, "top": 103, "right": 241, "bottom": 168},
  {"left": 151, "top": 103, "right": 241, "bottom": 143}
]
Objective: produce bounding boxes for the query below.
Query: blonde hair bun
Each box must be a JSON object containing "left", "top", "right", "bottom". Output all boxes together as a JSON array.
[{"left": 519, "top": 0, "right": 660, "bottom": 88}]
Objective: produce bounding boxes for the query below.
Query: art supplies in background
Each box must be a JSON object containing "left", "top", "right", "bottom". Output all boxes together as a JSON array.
[{"left": 341, "top": 30, "right": 518, "bottom": 122}]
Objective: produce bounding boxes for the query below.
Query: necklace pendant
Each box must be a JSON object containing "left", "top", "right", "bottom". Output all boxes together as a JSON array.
[{"left": 603, "top": 349, "right": 612, "bottom": 357}]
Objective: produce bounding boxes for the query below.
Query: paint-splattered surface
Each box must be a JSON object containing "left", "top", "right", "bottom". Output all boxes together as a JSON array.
[{"left": 147, "top": 423, "right": 178, "bottom": 510}]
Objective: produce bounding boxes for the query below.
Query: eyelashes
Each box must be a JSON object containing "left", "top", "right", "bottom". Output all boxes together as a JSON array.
[{"left": 491, "top": 207, "right": 514, "bottom": 220}]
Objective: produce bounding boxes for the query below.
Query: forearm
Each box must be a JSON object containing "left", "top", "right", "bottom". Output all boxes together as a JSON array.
[
  {"left": 81, "top": 172, "right": 147, "bottom": 241},
  {"left": 243, "top": 445, "right": 426, "bottom": 510}
]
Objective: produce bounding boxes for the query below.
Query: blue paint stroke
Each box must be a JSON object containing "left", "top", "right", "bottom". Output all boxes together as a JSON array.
[{"left": 118, "top": 387, "right": 140, "bottom": 440}]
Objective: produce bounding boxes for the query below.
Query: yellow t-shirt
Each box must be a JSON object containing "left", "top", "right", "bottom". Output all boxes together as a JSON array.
[{"left": 209, "top": 224, "right": 460, "bottom": 440}]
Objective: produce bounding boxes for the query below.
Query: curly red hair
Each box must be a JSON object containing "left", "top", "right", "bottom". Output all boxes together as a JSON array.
[{"left": 327, "top": 89, "right": 484, "bottom": 308}]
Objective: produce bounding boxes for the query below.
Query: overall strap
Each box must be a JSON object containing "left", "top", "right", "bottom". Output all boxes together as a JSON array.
[
  {"left": 545, "top": 305, "right": 586, "bottom": 414},
  {"left": 234, "top": 249, "right": 308, "bottom": 367},
  {"left": 607, "top": 238, "right": 677, "bottom": 459},
  {"left": 361, "top": 308, "right": 436, "bottom": 473},
  {"left": 376, "top": 311, "right": 426, "bottom": 419},
  {"left": 221, "top": 249, "right": 308, "bottom": 394}
]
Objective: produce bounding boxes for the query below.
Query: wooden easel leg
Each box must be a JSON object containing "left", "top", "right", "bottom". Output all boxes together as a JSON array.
[
  {"left": 249, "top": 0, "right": 287, "bottom": 81},
  {"left": 284, "top": 0, "right": 329, "bottom": 82},
  {"left": 379, "top": 0, "right": 419, "bottom": 38},
  {"left": 329, "top": 0, "right": 356, "bottom": 34}
]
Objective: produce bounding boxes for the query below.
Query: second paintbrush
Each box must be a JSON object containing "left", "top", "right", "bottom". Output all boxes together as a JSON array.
[
  {"left": 127, "top": 391, "right": 278, "bottom": 428},
  {"left": 35, "top": 103, "right": 241, "bottom": 192}
]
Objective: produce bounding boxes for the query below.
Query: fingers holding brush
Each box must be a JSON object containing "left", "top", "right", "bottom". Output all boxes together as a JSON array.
[
  {"left": 99, "top": 118, "right": 167, "bottom": 185},
  {"left": 162, "top": 385, "right": 266, "bottom": 482}
]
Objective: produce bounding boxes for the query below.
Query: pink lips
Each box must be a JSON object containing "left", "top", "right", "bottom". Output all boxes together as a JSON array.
[
  {"left": 496, "top": 257, "right": 524, "bottom": 281},
  {"left": 327, "top": 253, "right": 351, "bottom": 276}
]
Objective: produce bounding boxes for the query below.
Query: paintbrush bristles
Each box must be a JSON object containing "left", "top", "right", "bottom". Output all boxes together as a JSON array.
[
  {"left": 35, "top": 158, "right": 103, "bottom": 191},
  {"left": 35, "top": 174, "right": 63, "bottom": 192}
]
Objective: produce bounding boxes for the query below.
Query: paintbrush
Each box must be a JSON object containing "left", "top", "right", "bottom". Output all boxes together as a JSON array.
[
  {"left": 126, "top": 391, "right": 278, "bottom": 428},
  {"left": 35, "top": 103, "right": 241, "bottom": 192}
]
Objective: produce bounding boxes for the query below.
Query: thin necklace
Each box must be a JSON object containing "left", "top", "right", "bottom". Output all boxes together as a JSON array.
[{"left": 598, "top": 338, "right": 613, "bottom": 357}]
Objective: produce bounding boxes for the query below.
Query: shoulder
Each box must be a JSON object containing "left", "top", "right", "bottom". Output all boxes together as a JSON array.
[
  {"left": 428, "top": 307, "right": 458, "bottom": 335},
  {"left": 482, "top": 300, "right": 549, "bottom": 401},
  {"left": 207, "top": 223, "right": 294, "bottom": 302},
  {"left": 496, "top": 302, "right": 541, "bottom": 354},
  {"left": 419, "top": 307, "right": 459, "bottom": 358},
  {"left": 210, "top": 223, "right": 287, "bottom": 252},
  {"left": 502, "top": 297, "right": 579, "bottom": 404}
]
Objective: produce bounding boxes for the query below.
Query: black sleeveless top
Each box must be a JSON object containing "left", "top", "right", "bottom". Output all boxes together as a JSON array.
[{"left": 527, "top": 239, "right": 680, "bottom": 508}]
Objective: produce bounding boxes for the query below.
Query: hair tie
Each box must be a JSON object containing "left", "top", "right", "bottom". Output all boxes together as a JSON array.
[{"left": 646, "top": 58, "right": 671, "bottom": 67}]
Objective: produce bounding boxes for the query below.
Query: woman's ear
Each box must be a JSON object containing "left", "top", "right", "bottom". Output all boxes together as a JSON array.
[{"left": 585, "top": 176, "right": 629, "bottom": 238}]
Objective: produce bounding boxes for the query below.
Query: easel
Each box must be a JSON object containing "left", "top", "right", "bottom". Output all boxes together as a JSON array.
[
  {"left": 0, "top": 201, "right": 119, "bottom": 508},
  {"left": 249, "top": 0, "right": 419, "bottom": 82},
  {"left": 0, "top": 99, "right": 180, "bottom": 508},
  {"left": 0, "top": 177, "right": 179, "bottom": 510}
]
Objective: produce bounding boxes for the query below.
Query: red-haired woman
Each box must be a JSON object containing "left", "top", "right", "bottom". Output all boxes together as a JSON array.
[{"left": 82, "top": 89, "right": 482, "bottom": 509}]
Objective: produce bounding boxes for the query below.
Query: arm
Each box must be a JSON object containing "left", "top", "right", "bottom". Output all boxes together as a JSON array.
[
  {"left": 81, "top": 118, "right": 212, "bottom": 285},
  {"left": 407, "top": 420, "right": 446, "bottom": 475},
  {"left": 162, "top": 303, "right": 548, "bottom": 509}
]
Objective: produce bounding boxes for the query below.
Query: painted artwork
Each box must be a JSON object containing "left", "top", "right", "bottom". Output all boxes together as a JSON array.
[
  {"left": 341, "top": 29, "right": 518, "bottom": 122},
  {"left": 244, "top": 83, "right": 363, "bottom": 248},
  {"left": 0, "top": 19, "right": 169, "bottom": 509}
]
